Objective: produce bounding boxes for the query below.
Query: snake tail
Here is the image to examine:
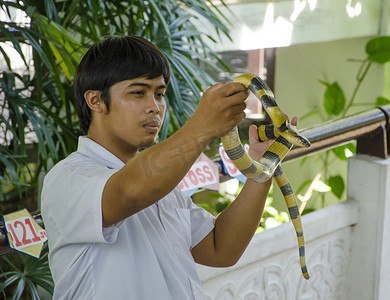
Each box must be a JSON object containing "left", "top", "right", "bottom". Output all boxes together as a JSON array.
[{"left": 274, "top": 166, "right": 310, "bottom": 280}]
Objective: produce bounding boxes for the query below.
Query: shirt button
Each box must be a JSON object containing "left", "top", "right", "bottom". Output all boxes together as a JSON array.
[{"left": 174, "top": 247, "right": 179, "bottom": 253}]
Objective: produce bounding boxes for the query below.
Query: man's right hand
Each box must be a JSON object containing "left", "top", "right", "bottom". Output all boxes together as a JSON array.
[{"left": 190, "top": 82, "right": 249, "bottom": 140}]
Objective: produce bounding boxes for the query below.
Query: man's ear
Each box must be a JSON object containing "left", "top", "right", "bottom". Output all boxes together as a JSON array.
[{"left": 84, "top": 90, "right": 105, "bottom": 113}]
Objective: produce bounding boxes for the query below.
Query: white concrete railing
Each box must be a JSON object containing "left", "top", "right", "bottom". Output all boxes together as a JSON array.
[{"left": 197, "top": 155, "right": 390, "bottom": 300}]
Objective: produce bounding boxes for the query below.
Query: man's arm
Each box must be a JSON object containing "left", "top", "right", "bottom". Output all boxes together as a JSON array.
[
  {"left": 102, "top": 82, "right": 248, "bottom": 226},
  {"left": 191, "top": 117, "right": 298, "bottom": 267},
  {"left": 192, "top": 175, "right": 272, "bottom": 267}
]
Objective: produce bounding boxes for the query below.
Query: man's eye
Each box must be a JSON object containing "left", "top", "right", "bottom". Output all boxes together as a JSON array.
[{"left": 131, "top": 91, "right": 144, "bottom": 95}]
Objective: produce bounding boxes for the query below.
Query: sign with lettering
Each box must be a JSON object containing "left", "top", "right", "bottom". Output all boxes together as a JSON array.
[
  {"left": 179, "top": 153, "right": 219, "bottom": 194},
  {"left": 3, "top": 209, "right": 47, "bottom": 258}
]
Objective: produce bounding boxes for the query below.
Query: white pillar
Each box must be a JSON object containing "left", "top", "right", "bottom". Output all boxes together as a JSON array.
[{"left": 346, "top": 155, "right": 390, "bottom": 300}]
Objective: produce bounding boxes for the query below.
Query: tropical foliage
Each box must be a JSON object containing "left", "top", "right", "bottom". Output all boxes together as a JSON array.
[{"left": 0, "top": 244, "right": 53, "bottom": 299}]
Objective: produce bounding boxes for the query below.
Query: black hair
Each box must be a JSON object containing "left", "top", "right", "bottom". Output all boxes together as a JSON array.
[{"left": 74, "top": 36, "right": 170, "bottom": 134}]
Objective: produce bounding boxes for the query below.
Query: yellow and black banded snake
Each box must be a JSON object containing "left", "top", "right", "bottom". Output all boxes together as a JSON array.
[{"left": 221, "top": 73, "right": 311, "bottom": 280}]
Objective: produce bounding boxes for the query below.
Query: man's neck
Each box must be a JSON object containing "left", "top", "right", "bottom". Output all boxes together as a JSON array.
[{"left": 86, "top": 131, "right": 138, "bottom": 164}]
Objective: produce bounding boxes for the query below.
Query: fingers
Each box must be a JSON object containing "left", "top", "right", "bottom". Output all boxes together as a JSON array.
[
  {"left": 205, "top": 81, "right": 248, "bottom": 127},
  {"left": 193, "top": 81, "right": 249, "bottom": 138},
  {"left": 205, "top": 82, "right": 249, "bottom": 103},
  {"left": 291, "top": 116, "right": 299, "bottom": 126},
  {"left": 281, "top": 109, "right": 298, "bottom": 126},
  {"left": 216, "top": 83, "right": 298, "bottom": 127},
  {"left": 248, "top": 124, "right": 259, "bottom": 143},
  {"left": 248, "top": 124, "right": 274, "bottom": 161},
  {"left": 224, "top": 83, "right": 249, "bottom": 106},
  {"left": 204, "top": 82, "right": 246, "bottom": 95},
  {"left": 231, "top": 102, "right": 247, "bottom": 117},
  {"left": 224, "top": 82, "right": 249, "bottom": 97}
]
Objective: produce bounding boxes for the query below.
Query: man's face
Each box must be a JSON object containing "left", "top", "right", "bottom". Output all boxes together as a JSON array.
[{"left": 95, "top": 75, "right": 167, "bottom": 160}]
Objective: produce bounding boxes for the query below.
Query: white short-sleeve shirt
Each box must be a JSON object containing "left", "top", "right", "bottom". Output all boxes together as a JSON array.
[{"left": 41, "top": 136, "right": 216, "bottom": 300}]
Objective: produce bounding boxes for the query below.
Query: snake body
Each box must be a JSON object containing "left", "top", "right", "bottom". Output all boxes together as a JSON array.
[{"left": 221, "top": 73, "right": 310, "bottom": 280}]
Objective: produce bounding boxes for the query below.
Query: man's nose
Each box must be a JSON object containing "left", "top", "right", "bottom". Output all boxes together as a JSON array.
[{"left": 145, "top": 95, "right": 160, "bottom": 114}]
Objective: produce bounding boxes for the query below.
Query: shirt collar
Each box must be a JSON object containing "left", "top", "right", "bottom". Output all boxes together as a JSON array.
[{"left": 77, "top": 136, "right": 125, "bottom": 170}]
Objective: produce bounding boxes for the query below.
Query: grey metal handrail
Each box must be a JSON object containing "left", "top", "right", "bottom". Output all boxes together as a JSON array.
[
  {"left": 1, "top": 104, "right": 389, "bottom": 256},
  {"left": 286, "top": 104, "right": 390, "bottom": 161}
]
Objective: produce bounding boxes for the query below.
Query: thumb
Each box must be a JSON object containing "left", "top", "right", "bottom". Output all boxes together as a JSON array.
[
  {"left": 248, "top": 124, "right": 259, "bottom": 144},
  {"left": 291, "top": 116, "right": 299, "bottom": 126}
]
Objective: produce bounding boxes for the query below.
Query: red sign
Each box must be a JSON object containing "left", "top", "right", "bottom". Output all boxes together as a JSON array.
[
  {"left": 3, "top": 208, "right": 47, "bottom": 258},
  {"left": 6, "top": 216, "right": 47, "bottom": 250},
  {"left": 179, "top": 153, "right": 219, "bottom": 192}
]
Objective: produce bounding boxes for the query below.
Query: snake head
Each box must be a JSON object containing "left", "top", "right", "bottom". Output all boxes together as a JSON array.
[{"left": 282, "top": 123, "right": 311, "bottom": 148}]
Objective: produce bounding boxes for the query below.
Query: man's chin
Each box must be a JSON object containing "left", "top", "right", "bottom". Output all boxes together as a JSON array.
[{"left": 139, "top": 138, "right": 158, "bottom": 148}]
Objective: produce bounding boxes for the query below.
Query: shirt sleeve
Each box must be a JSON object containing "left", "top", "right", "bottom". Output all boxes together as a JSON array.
[
  {"left": 172, "top": 187, "right": 216, "bottom": 248},
  {"left": 41, "top": 158, "right": 120, "bottom": 246}
]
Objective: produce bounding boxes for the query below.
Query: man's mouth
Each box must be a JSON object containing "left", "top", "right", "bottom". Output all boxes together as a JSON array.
[{"left": 143, "top": 120, "right": 161, "bottom": 133}]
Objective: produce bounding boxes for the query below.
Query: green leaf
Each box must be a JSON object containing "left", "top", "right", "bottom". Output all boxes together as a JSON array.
[
  {"left": 25, "top": 279, "right": 40, "bottom": 300},
  {"left": 44, "top": 0, "right": 60, "bottom": 22},
  {"left": 375, "top": 96, "right": 390, "bottom": 106},
  {"left": 19, "top": 30, "right": 55, "bottom": 74},
  {"left": 313, "top": 180, "right": 331, "bottom": 193},
  {"left": 12, "top": 278, "right": 25, "bottom": 300},
  {"left": 296, "top": 179, "right": 313, "bottom": 194},
  {"left": 323, "top": 82, "right": 346, "bottom": 116},
  {"left": 328, "top": 175, "right": 345, "bottom": 199},
  {"left": 148, "top": 0, "right": 172, "bottom": 52},
  {"left": 215, "top": 200, "right": 231, "bottom": 213},
  {"left": 332, "top": 143, "right": 356, "bottom": 160},
  {"left": 301, "top": 208, "right": 315, "bottom": 215},
  {"left": 196, "top": 202, "right": 213, "bottom": 211},
  {"left": 319, "top": 79, "right": 330, "bottom": 87},
  {"left": 0, "top": 26, "right": 27, "bottom": 67},
  {"left": 366, "top": 36, "right": 390, "bottom": 64},
  {"left": 0, "top": 274, "right": 19, "bottom": 292}
]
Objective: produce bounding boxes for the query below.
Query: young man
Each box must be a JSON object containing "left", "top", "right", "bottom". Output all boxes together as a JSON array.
[{"left": 41, "top": 36, "right": 295, "bottom": 299}]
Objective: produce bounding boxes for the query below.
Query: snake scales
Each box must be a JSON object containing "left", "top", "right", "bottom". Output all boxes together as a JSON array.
[{"left": 221, "top": 73, "right": 311, "bottom": 280}]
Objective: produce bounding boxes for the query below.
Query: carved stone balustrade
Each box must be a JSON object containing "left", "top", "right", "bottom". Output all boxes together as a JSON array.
[{"left": 197, "top": 155, "right": 390, "bottom": 300}]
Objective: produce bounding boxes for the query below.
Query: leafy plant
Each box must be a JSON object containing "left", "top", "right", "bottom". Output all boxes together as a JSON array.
[
  {"left": 297, "top": 36, "right": 390, "bottom": 207},
  {"left": 0, "top": 243, "right": 53, "bottom": 299},
  {"left": 197, "top": 182, "right": 289, "bottom": 233},
  {"left": 257, "top": 186, "right": 289, "bottom": 233}
]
